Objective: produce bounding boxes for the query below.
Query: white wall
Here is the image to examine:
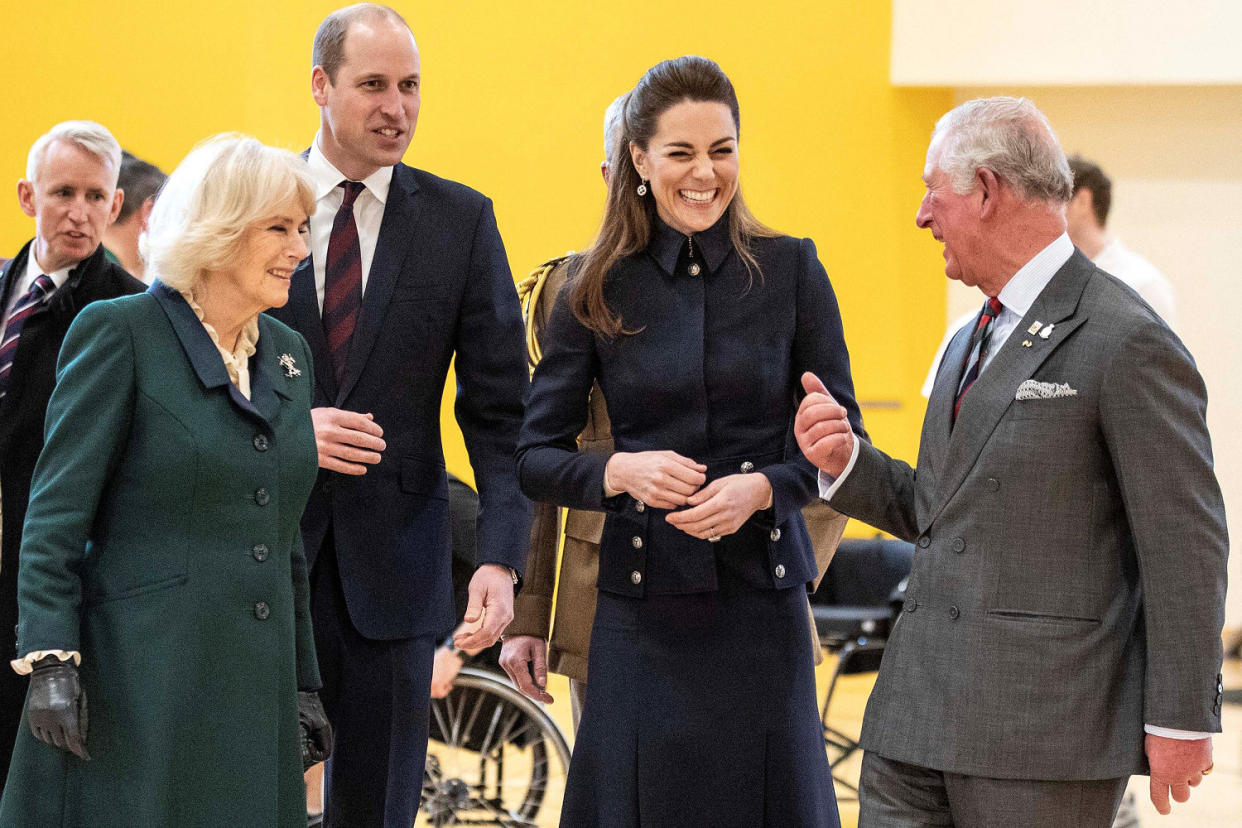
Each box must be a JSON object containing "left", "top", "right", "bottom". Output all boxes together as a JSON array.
[
  {"left": 894, "top": 0, "right": 1242, "bottom": 85},
  {"left": 940, "top": 86, "right": 1242, "bottom": 625}
]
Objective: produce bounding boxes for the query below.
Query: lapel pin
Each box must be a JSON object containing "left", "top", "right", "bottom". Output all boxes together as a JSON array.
[
  {"left": 1022, "top": 340, "right": 1033, "bottom": 347},
  {"left": 279, "top": 353, "right": 302, "bottom": 378},
  {"left": 1027, "top": 321, "right": 1042, "bottom": 335},
  {"left": 1039, "top": 323, "right": 1054, "bottom": 339}
]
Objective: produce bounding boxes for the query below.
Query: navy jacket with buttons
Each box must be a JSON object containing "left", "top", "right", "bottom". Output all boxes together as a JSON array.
[{"left": 517, "top": 214, "right": 864, "bottom": 596}]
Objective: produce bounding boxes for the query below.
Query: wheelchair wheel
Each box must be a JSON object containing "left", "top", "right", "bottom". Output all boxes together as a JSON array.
[{"left": 419, "top": 666, "right": 571, "bottom": 827}]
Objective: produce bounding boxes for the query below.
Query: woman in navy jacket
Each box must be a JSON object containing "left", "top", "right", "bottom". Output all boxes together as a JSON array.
[{"left": 517, "top": 56, "right": 864, "bottom": 827}]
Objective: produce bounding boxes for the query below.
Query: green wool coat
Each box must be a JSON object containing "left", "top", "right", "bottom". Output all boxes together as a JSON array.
[{"left": 0, "top": 284, "right": 320, "bottom": 827}]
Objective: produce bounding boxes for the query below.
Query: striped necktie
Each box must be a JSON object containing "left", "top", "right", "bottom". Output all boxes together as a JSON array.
[
  {"left": 953, "top": 296, "right": 1004, "bottom": 424},
  {"left": 323, "top": 180, "right": 366, "bottom": 387},
  {"left": 0, "top": 274, "right": 55, "bottom": 399}
]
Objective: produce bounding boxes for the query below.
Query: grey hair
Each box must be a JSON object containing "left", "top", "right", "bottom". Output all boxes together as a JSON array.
[
  {"left": 26, "top": 121, "right": 122, "bottom": 186},
  {"left": 930, "top": 97, "right": 1073, "bottom": 204},
  {"left": 602, "top": 94, "right": 626, "bottom": 164},
  {"left": 313, "top": 3, "right": 411, "bottom": 83},
  {"left": 142, "top": 134, "right": 315, "bottom": 292}
]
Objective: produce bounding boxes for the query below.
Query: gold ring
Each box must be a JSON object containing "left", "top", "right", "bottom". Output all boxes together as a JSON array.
[{"left": 1202, "top": 764, "right": 1214, "bottom": 776}]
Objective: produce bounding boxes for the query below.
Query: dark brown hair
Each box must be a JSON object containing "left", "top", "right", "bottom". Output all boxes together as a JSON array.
[
  {"left": 571, "top": 55, "right": 777, "bottom": 338},
  {"left": 1068, "top": 154, "right": 1112, "bottom": 227}
]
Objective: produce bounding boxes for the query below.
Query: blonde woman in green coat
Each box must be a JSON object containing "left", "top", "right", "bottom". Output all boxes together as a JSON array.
[{"left": 0, "top": 135, "right": 331, "bottom": 827}]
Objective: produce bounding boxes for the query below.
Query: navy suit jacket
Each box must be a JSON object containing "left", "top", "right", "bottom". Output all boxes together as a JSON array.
[{"left": 268, "top": 162, "right": 531, "bottom": 640}]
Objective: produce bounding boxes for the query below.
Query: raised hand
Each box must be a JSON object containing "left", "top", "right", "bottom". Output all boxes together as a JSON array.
[{"left": 794, "top": 372, "right": 855, "bottom": 478}]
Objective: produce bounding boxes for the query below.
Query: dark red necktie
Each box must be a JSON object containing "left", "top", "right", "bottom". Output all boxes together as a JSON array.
[
  {"left": 0, "top": 274, "right": 55, "bottom": 399},
  {"left": 953, "top": 296, "right": 1004, "bottom": 424},
  {"left": 323, "top": 180, "right": 366, "bottom": 386}
]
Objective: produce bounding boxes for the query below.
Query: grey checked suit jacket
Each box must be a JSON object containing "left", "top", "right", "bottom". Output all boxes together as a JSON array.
[{"left": 829, "top": 250, "right": 1227, "bottom": 781}]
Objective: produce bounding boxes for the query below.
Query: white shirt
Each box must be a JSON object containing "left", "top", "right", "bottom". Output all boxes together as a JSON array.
[
  {"left": 307, "top": 135, "right": 393, "bottom": 313},
  {"left": 1093, "top": 238, "right": 1177, "bottom": 329},
  {"left": 821, "top": 232, "right": 1208, "bottom": 740},
  {"left": 2, "top": 252, "right": 71, "bottom": 330}
]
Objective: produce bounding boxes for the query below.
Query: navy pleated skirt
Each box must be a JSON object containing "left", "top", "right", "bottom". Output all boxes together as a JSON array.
[{"left": 561, "top": 567, "right": 840, "bottom": 827}]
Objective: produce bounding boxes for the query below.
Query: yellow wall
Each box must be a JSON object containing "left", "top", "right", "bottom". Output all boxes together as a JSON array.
[{"left": 2, "top": 1, "right": 950, "bottom": 515}]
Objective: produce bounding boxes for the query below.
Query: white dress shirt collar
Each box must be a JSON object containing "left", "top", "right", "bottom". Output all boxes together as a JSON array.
[
  {"left": 995, "top": 232, "right": 1074, "bottom": 319},
  {"left": 308, "top": 135, "right": 393, "bottom": 206}
]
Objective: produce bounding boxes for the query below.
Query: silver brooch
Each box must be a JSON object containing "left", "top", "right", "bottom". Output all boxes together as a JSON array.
[{"left": 279, "top": 353, "right": 301, "bottom": 378}]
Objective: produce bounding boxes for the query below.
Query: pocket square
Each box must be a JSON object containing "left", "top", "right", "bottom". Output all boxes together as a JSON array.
[{"left": 1015, "top": 379, "right": 1077, "bottom": 400}]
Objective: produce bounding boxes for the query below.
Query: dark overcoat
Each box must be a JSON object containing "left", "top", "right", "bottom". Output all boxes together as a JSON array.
[{"left": 0, "top": 283, "right": 320, "bottom": 827}]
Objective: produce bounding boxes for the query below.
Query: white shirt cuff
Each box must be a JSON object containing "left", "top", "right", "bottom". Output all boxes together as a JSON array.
[
  {"left": 11, "top": 650, "right": 81, "bottom": 676},
  {"left": 1144, "top": 724, "right": 1213, "bottom": 740},
  {"left": 817, "top": 438, "right": 861, "bottom": 501}
]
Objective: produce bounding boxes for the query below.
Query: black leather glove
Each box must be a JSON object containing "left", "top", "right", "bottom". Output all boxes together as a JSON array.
[
  {"left": 27, "top": 655, "right": 90, "bottom": 760},
  {"left": 299, "top": 691, "right": 332, "bottom": 770}
]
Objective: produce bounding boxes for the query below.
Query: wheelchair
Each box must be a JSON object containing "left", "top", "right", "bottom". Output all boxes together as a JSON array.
[{"left": 418, "top": 665, "right": 572, "bottom": 827}]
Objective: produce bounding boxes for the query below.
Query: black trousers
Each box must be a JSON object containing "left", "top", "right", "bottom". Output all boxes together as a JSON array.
[{"left": 311, "top": 530, "right": 434, "bottom": 828}]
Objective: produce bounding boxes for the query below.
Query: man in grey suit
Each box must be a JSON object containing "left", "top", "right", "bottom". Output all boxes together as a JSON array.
[{"left": 795, "top": 97, "right": 1227, "bottom": 827}]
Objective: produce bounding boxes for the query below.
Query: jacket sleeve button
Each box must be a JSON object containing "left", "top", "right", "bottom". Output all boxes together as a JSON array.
[{"left": 740, "top": 461, "right": 755, "bottom": 473}]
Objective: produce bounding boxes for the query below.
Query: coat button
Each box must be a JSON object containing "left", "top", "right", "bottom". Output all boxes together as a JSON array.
[
  {"left": 904, "top": 598, "right": 918, "bottom": 613},
  {"left": 687, "top": 262, "right": 701, "bottom": 277},
  {"left": 951, "top": 537, "right": 966, "bottom": 553},
  {"left": 774, "top": 564, "right": 786, "bottom": 579},
  {"left": 631, "top": 536, "right": 643, "bottom": 549},
  {"left": 918, "top": 536, "right": 930, "bottom": 548},
  {"left": 948, "top": 605, "right": 960, "bottom": 620},
  {"left": 770, "top": 528, "right": 781, "bottom": 542},
  {"left": 254, "top": 602, "right": 270, "bottom": 620},
  {"left": 987, "top": 477, "right": 1000, "bottom": 491},
  {"left": 254, "top": 488, "right": 270, "bottom": 506},
  {"left": 631, "top": 570, "right": 642, "bottom": 585},
  {"left": 253, "top": 434, "right": 269, "bottom": 451},
  {"left": 635, "top": 500, "right": 646, "bottom": 513},
  {"left": 740, "top": 461, "right": 754, "bottom": 473},
  {"left": 252, "top": 544, "right": 269, "bottom": 562}
]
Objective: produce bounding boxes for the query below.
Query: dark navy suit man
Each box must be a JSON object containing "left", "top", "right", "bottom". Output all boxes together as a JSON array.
[{"left": 267, "top": 5, "right": 531, "bottom": 825}]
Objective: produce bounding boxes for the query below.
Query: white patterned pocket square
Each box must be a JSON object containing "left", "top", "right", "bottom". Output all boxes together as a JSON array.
[{"left": 1015, "top": 379, "right": 1077, "bottom": 400}]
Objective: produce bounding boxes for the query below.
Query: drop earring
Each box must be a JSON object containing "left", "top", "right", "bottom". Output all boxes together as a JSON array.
[{"left": 636, "top": 180, "right": 648, "bottom": 197}]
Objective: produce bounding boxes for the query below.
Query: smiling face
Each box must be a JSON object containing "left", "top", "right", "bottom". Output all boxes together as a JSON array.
[
  {"left": 213, "top": 196, "right": 310, "bottom": 316},
  {"left": 313, "top": 18, "right": 420, "bottom": 181},
  {"left": 17, "top": 140, "right": 122, "bottom": 273},
  {"left": 630, "top": 100, "right": 739, "bottom": 236},
  {"left": 915, "top": 141, "right": 986, "bottom": 288}
]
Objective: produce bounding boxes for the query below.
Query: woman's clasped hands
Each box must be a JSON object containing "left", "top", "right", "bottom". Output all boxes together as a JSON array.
[{"left": 603, "top": 451, "right": 773, "bottom": 540}]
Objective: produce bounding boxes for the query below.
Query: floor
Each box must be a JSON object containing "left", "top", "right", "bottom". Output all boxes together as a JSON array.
[{"left": 309, "top": 650, "right": 1242, "bottom": 827}]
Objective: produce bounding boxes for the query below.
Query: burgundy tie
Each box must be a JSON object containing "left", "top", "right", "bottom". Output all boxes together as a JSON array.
[
  {"left": 323, "top": 181, "right": 366, "bottom": 387},
  {"left": 0, "top": 274, "right": 55, "bottom": 399},
  {"left": 953, "top": 296, "right": 1004, "bottom": 424}
]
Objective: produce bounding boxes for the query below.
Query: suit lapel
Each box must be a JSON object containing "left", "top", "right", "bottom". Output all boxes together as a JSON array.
[
  {"left": 288, "top": 255, "right": 336, "bottom": 402},
  {"left": 924, "top": 321, "right": 974, "bottom": 478},
  {"left": 925, "top": 253, "right": 1094, "bottom": 529},
  {"left": 335, "top": 164, "right": 421, "bottom": 405}
]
